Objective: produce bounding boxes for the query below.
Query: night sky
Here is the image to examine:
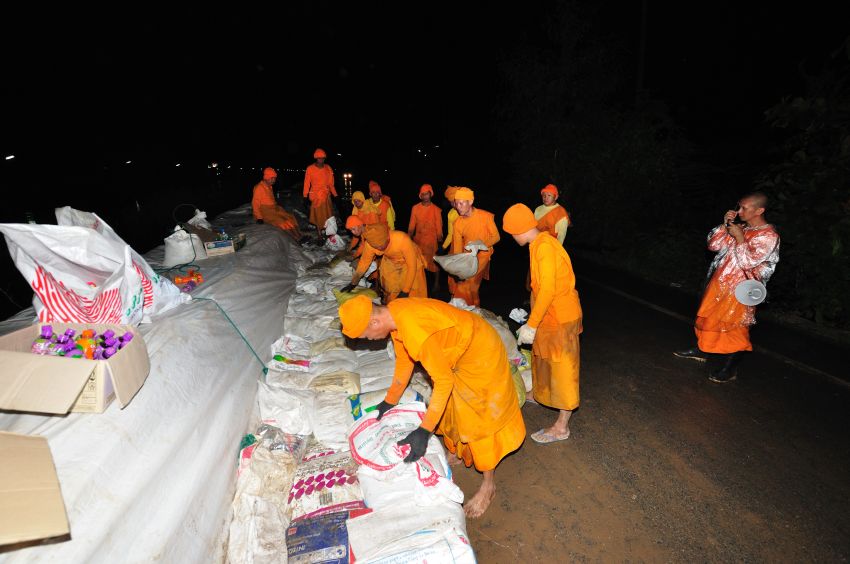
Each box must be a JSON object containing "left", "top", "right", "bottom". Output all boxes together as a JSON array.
[{"left": 3, "top": 4, "right": 845, "bottom": 178}]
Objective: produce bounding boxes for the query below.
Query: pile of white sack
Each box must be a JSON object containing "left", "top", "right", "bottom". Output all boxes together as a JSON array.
[{"left": 228, "top": 237, "right": 530, "bottom": 563}]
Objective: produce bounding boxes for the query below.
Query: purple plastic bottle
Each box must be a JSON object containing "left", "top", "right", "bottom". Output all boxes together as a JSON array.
[{"left": 118, "top": 332, "right": 134, "bottom": 349}]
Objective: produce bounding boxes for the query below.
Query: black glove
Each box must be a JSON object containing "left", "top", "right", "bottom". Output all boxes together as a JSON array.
[
  {"left": 397, "top": 291, "right": 410, "bottom": 299},
  {"left": 397, "top": 427, "right": 431, "bottom": 463},
  {"left": 374, "top": 400, "right": 395, "bottom": 421},
  {"left": 256, "top": 219, "right": 264, "bottom": 225},
  {"left": 340, "top": 283, "right": 357, "bottom": 293}
]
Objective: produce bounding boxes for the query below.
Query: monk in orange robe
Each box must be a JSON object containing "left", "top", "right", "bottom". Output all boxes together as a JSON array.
[
  {"left": 442, "top": 186, "right": 459, "bottom": 295},
  {"left": 342, "top": 224, "right": 427, "bottom": 303},
  {"left": 408, "top": 183, "right": 443, "bottom": 293},
  {"left": 450, "top": 187, "right": 500, "bottom": 307},
  {"left": 252, "top": 167, "right": 302, "bottom": 240},
  {"left": 348, "top": 192, "right": 379, "bottom": 255},
  {"left": 339, "top": 296, "right": 526, "bottom": 517},
  {"left": 534, "top": 184, "right": 570, "bottom": 244},
  {"left": 503, "top": 204, "right": 583, "bottom": 444},
  {"left": 303, "top": 148, "right": 337, "bottom": 238},
  {"left": 363, "top": 180, "right": 395, "bottom": 230},
  {"left": 674, "top": 191, "right": 780, "bottom": 383}
]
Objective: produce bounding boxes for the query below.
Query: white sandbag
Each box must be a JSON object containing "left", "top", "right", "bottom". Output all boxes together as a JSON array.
[
  {"left": 258, "top": 383, "right": 314, "bottom": 435},
  {"left": 323, "top": 217, "right": 347, "bottom": 251},
  {"left": 284, "top": 315, "right": 340, "bottom": 341},
  {"left": 310, "top": 392, "right": 355, "bottom": 451},
  {"left": 163, "top": 226, "right": 207, "bottom": 267},
  {"left": 228, "top": 431, "right": 300, "bottom": 564},
  {"left": 349, "top": 403, "right": 464, "bottom": 508},
  {"left": 448, "top": 297, "right": 476, "bottom": 311},
  {"left": 285, "top": 450, "right": 365, "bottom": 522},
  {"left": 0, "top": 207, "right": 186, "bottom": 324},
  {"left": 310, "top": 336, "right": 348, "bottom": 356},
  {"left": 187, "top": 208, "right": 213, "bottom": 230},
  {"left": 346, "top": 389, "right": 425, "bottom": 424},
  {"left": 433, "top": 252, "right": 478, "bottom": 280},
  {"left": 308, "top": 371, "right": 361, "bottom": 395},
  {"left": 346, "top": 504, "right": 474, "bottom": 564}
]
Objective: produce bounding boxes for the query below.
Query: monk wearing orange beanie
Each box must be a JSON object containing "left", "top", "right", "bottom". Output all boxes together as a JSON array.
[
  {"left": 503, "top": 203, "right": 583, "bottom": 444},
  {"left": 252, "top": 167, "right": 302, "bottom": 241},
  {"left": 339, "top": 295, "right": 526, "bottom": 518}
]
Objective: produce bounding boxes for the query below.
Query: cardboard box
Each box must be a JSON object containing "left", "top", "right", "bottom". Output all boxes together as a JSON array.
[
  {"left": 0, "top": 431, "right": 70, "bottom": 547},
  {"left": 0, "top": 323, "right": 150, "bottom": 415},
  {"left": 203, "top": 233, "right": 246, "bottom": 257}
]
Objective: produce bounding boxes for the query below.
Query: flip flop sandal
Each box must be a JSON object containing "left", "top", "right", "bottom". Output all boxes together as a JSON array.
[{"left": 530, "top": 429, "right": 570, "bottom": 444}]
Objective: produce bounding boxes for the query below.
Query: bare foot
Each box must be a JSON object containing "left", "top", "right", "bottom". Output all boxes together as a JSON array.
[
  {"left": 463, "top": 472, "right": 495, "bottom": 518},
  {"left": 447, "top": 453, "right": 463, "bottom": 467}
]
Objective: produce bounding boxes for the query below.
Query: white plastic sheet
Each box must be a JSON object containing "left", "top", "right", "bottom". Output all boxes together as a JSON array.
[{"left": 0, "top": 204, "right": 300, "bottom": 563}]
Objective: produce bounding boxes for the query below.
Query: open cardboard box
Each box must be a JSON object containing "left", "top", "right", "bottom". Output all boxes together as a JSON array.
[
  {"left": 0, "top": 431, "right": 70, "bottom": 548},
  {"left": 0, "top": 323, "right": 150, "bottom": 414},
  {"left": 203, "top": 233, "right": 247, "bottom": 257}
]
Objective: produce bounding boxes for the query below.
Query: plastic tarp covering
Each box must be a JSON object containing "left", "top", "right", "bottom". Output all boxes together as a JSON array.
[{"left": 0, "top": 204, "right": 309, "bottom": 563}]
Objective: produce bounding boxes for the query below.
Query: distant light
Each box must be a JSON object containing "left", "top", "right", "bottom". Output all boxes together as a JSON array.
[
  {"left": 4, "top": 155, "right": 14, "bottom": 160},
  {"left": 227, "top": 165, "right": 231, "bottom": 169},
  {"left": 126, "top": 160, "right": 132, "bottom": 164},
  {"left": 337, "top": 153, "right": 343, "bottom": 157},
  {"left": 175, "top": 163, "right": 181, "bottom": 167},
  {"left": 434, "top": 145, "right": 440, "bottom": 149},
  {"left": 417, "top": 149, "right": 421, "bottom": 153}
]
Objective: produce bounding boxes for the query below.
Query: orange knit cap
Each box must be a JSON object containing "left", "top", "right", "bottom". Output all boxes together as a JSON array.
[
  {"left": 453, "top": 187, "right": 474, "bottom": 201},
  {"left": 345, "top": 215, "right": 364, "bottom": 230},
  {"left": 313, "top": 148, "right": 327, "bottom": 159},
  {"left": 502, "top": 203, "right": 538, "bottom": 235},
  {"left": 444, "top": 186, "right": 458, "bottom": 202},
  {"left": 419, "top": 184, "right": 433, "bottom": 196},
  {"left": 368, "top": 180, "right": 381, "bottom": 194},
  {"left": 351, "top": 191, "right": 365, "bottom": 203},
  {"left": 262, "top": 167, "right": 277, "bottom": 180},
  {"left": 364, "top": 223, "right": 390, "bottom": 249},
  {"left": 339, "top": 295, "right": 374, "bottom": 338},
  {"left": 541, "top": 184, "right": 559, "bottom": 197}
]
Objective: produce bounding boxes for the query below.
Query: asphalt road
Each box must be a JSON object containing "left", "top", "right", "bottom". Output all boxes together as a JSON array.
[{"left": 446, "top": 249, "right": 850, "bottom": 562}]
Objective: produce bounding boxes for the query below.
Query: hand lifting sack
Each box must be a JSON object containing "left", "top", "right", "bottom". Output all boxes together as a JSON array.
[
  {"left": 0, "top": 207, "right": 186, "bottom": 325},
  {"left": 433, "top": 239, "right": 488, "bottom": 280}
]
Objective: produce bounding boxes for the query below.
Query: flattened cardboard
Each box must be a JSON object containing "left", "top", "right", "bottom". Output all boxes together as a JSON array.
[
  {"left": 0, "top": 323, "right": 150, "bottom": 414},
  {"left": 0, "top": 432, "right": 69, "bottom": 546}
]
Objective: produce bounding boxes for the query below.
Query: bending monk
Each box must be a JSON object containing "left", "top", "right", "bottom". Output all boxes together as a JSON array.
[
  {"left": 339, "top": 296, "right": 526, "bottom": 517},
  {"left": 252, "top": 167, "right": 302, "bottom": 240},
  {"left": 342, "top": 223, "right": 427, "bottom": 303}
]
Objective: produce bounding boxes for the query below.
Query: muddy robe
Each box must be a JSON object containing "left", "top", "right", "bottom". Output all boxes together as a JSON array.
[
  {"left": 303, "top": 163, "right": 337, "bottom": 230},
  {"left": 408, "top": 202, "right": 443, "bottom": 272},
  {"left": 450, "top": 208, "right": 500, "bottom": 307},
  {"left": 252, "top": 182, "right": 301, "bottom": 239},
  {"left": 695, "top": 224, "right": 780, "bottom": 353},
  {"left": 384, "top": 298, "right": 526, "bottom": 471},
  {"left": 353, "top": 231, "right": 428, "bottom": 302},
  {"left": 528, "top": 232, "right": 583, "bottom": 410}
]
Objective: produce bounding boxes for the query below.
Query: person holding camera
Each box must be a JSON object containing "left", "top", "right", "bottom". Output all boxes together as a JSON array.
[{"left": 674, "top": 191, "right": 780, "bottom": 382}]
